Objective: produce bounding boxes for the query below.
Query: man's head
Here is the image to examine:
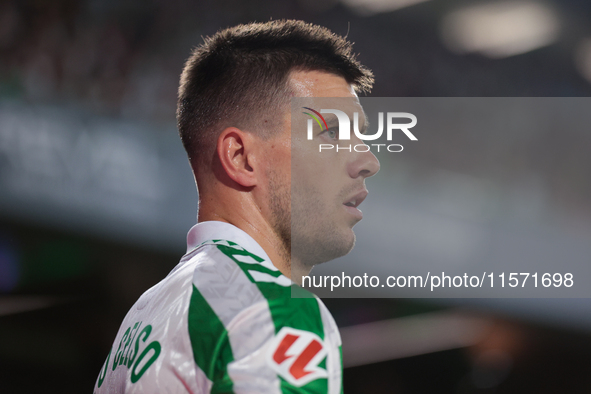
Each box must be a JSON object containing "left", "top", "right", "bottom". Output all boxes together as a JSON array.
[
  {"left": 177, "top": 20, "right": 379, "bottom": 280},
  {"left": 177, "top": 20, "right": 373, "bottom": 172}
]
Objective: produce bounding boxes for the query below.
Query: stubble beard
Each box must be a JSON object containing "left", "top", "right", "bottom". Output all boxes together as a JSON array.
[
  {"left": 268, "top": 169, "right": 292, "bottom": 270},
  {"left": 269, "top": 173, "right": 356, "bottom": 277},
  {"left": 292, "top": 196, "right": 356, "bottom": 269}
]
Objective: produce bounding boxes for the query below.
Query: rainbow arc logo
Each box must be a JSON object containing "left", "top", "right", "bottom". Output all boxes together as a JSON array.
[
  {"left": 300, "top": 105, "right": 417, "bottom": 153},
  {"left": 302, "top": 107, "right": 328, "bottom": 131}
]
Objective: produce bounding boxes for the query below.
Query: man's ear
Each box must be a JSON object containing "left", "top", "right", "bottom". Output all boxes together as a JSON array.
[{"left": 216, "top": 127, "right": 258, "bottom": 187}]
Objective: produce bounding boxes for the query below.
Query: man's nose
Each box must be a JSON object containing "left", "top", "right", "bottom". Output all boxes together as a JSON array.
[{"left": 348, "top": 145, "right": 380, "bottom": 179}]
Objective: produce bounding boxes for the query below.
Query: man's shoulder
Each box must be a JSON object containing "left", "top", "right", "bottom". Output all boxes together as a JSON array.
[
  {"left": 191, "top": 239, "right": 315, "bottom": 307},
  {"left": 187, "top": 236, "right": 332, "bottom": 331},
  {"left": 186, "top": 238, "right": 341, "bottom": 392},
  {"left": 185, "top": 239, "right": 292, "bottom": 295}
]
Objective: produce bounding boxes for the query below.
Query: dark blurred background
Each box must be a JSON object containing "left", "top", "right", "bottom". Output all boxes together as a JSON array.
[{"left": 1, "top": 0, "right": 591, "bottom": 392}]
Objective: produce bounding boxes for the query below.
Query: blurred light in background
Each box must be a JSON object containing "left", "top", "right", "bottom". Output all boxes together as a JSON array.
[
  {"left": 341, "top": 0, "right": 430, "bottom": 16},
  {"left": 341, "top": 310, "right": 489, "bottom": 367},
  {"left": 574, "top": 38, "right": 591, "bottom": 84},
  {"left": 440, "top": 1, "right": 560, "bottom": 58},
  {"left": 0, "top": 296, "right": 61, "bottom": 316}
]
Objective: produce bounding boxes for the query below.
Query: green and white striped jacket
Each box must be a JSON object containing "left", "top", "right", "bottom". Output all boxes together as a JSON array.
[{"left": 94, "top": 221, "right": 343, "bottom": 393}]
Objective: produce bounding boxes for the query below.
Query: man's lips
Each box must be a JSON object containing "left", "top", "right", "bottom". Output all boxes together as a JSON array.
[{"left": 343, "top": 189, "right": 368, "bottom": 209}]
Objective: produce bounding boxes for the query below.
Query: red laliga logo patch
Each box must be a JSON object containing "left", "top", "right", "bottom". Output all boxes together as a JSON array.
[{"left": 267, "top": 327, "right": 328, "bottom": 386}]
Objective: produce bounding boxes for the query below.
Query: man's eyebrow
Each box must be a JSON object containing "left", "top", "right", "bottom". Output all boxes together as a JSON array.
[
  {"left": 322, "top": 115, "right": 368, "bottom": 133},
  {"left": 325, "top": 118, "right": 339, "bottom": 129}
]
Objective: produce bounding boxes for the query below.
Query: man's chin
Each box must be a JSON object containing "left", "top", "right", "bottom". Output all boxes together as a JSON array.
[
  {"left": 342, "top": 232, "right": 356, "bottom": 258},
  {"left": 339, "top": 227, "right": 356, "bottom": 253},
  {"left": 293, "top": 230, "right": 355, "bottom": 267}
]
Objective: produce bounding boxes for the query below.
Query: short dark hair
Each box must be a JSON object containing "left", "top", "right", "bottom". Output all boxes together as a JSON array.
[{"left": 177, "top": 19, "right": 374, "bottom": 167}]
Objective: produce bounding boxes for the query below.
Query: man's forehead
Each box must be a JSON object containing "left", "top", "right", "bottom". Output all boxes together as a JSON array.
[
  {"left": 286, "top": 70, "right": 365, "bottom": 128},
  {"left": 290, "top": 96, "right": 365, "bottom": 124},
  {"left": 289, "top": 70, "right": 358, "bottom": 99}
]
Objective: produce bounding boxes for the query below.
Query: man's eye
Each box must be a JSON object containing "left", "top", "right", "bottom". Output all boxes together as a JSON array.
[{"left": 325, "top": 129, "right": 338, "bottom": 139}]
